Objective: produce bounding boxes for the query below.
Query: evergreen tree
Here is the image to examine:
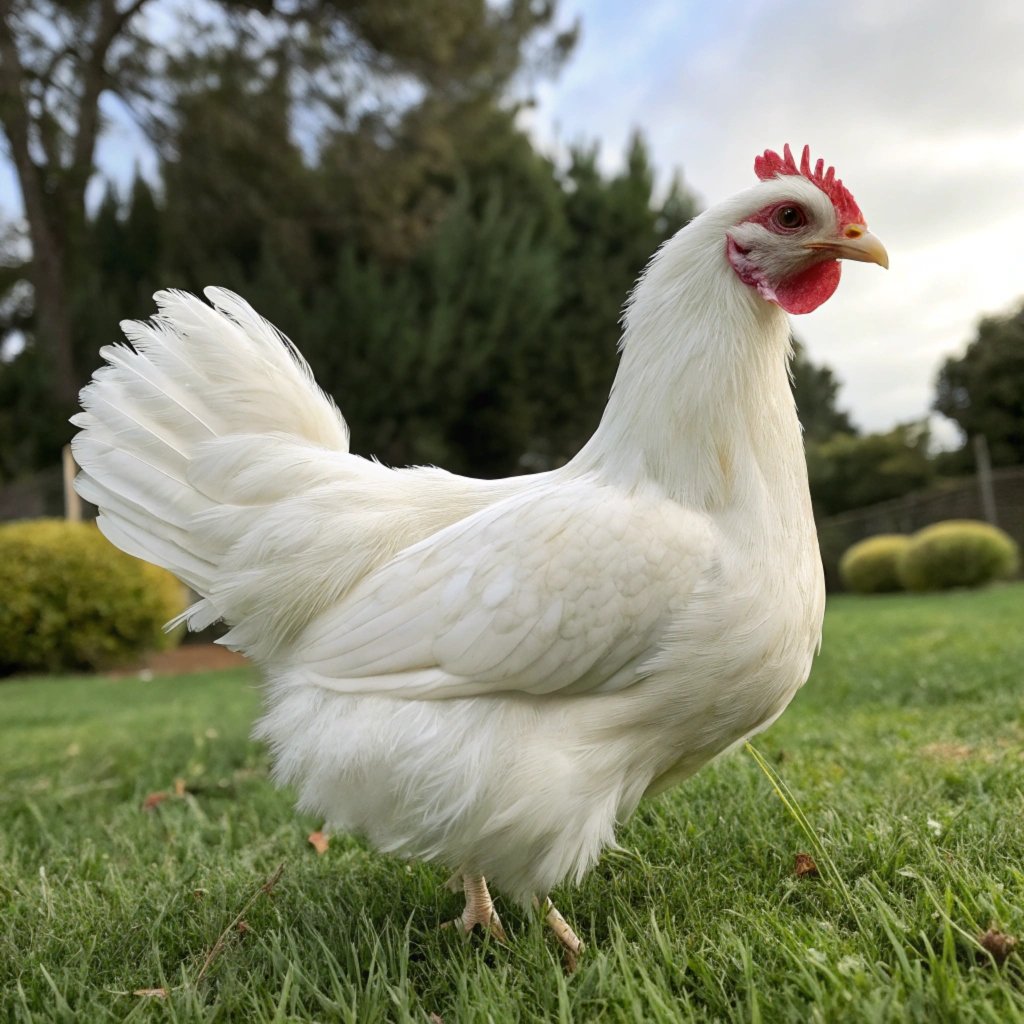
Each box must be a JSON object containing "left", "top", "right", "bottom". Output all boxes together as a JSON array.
[
  {"left": 531, "top": 135, "right": 697, "bottom": 466},
  {"left": 295, "top": 185, "right": 560, "bottom": 475},
  {"left": 790, "top": 338, "right": 857, "bottom": 442}
]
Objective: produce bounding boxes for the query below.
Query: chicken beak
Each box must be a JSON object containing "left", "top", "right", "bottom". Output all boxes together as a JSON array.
[{"left": 805, "top": 227, "right": 889, "bottom": 269}]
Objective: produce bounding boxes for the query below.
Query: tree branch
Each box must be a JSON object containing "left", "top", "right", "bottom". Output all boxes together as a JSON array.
[
  {"left": 71, "top": 0, "right": 150, "bottom": 177},
  {"left": 0, "top": 4, "right": 48, "bottom": 224},
  {"left": 26, "top": 41, "right": 80, "bottom": 90}
]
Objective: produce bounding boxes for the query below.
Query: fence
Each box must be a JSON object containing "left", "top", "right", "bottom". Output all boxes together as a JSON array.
[
  {"left": 0, "top": 465, "right": 65, "bottom": 521},
  {"left": 818, "top": 466, "right": 1024, "bottom": 588},
  {"left": 0, "top": 455, "right": 96, "bottom": 523}
]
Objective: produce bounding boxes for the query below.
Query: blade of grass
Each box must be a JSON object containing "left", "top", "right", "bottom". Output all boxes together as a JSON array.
[{"left": 745, "top": 741, "right": 863, "bottom": 931}]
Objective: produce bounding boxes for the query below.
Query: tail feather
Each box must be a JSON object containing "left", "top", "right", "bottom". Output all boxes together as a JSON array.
[
  {"left": 73, "top": 288, "right": 352, "bottom": 643},
  {"left": 97, "top": 343, "right": 219, "bottom": 441},
  {"left": 72, "top": 394, "right": 190, "bottom": 470},
  {"left": 75, "top": 287, "right": 495, "bottom": 664}
]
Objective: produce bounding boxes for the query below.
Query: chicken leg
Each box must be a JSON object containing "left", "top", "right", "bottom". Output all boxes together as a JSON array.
[
  {"left": 534, "top": 896, "right": 584, "bottom": 966},
  {"left": 444, "top": 873, "right": 507, "bottom": 941}
]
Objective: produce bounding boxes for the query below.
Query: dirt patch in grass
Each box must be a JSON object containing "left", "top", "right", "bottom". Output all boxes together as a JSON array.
[
  {"left": 919, "top": 742, "right": 975, "bottom": 762},
  {"left": 110, "top": 643, "right": 249, "bottom": 677}
]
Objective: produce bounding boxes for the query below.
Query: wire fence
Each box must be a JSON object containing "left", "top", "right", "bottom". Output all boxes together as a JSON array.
[
  {"left": 0, "top": 465, "right": 64, "bottom": 521},
  {"left": 0, "top": 459, "right": 96, "bottom": 523}
]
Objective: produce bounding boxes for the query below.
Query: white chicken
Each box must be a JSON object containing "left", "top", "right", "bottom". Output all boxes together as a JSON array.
[{"left": 73, "top": 144, "right": 887, "bottom": 955}]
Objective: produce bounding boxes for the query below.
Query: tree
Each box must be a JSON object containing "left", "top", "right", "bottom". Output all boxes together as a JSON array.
[
  {"left": 149, "top": 58, "right": 692, "bottom": 477},
  {"left": 790, "top": 338, "right": 856, "bottom": 442},
  {"left": 292, "top": 183, "right": 562, "bottom": 475},
  {"left": 0, "top": 0, "right": 153, "bottom": 407},
  {"left": 806, "top": 422, "right": 934, "bottom": 518},
  {"left": 934, "top": 300, "right": 1024, "bottom": 468},
  {"left": 0, "top": 0, "right": 575, "bottom": 465},
  {"left": 529, "top": 134, "right": 697, "bottom": 466},
  {"left": 159, "top": 56, "right": 318, "bottom": 294}
]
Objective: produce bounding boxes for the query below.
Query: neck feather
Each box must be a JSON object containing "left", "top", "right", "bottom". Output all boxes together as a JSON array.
[{"left": 572, "top": 201, "right": 807, "bottom": 512}]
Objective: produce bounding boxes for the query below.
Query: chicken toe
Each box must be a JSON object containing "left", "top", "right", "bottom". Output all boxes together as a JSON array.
[{"left": 443, "top": 874, "right": 508, "bottom": 942}]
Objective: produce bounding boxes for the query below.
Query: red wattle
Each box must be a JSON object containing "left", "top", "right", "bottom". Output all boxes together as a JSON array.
[{"left": 774, "top": 260, "right": 841, "bottom": 314}]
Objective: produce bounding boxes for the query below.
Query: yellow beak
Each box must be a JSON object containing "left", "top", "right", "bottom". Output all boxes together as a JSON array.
[{"left": 805, "top": 227, "right": 889, "bottom": 269}]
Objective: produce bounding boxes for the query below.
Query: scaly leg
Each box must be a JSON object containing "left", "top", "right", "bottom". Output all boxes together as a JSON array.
[
  {"left": 444, "top": 873, "right": 507, "bottom": 942},
  {"left": 533, "top": 896, "right": 584, "bottom": 966}
]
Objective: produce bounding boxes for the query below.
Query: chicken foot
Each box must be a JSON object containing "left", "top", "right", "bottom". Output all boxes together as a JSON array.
[
  {"left": 441, "top": 875, "right": 582, "bottom": 966},
  {"left": 443, "top": 873, "right": 507, "bottom": 942},
  {"left": 533, "top": 895, "right": 584, "bottom": 967}
]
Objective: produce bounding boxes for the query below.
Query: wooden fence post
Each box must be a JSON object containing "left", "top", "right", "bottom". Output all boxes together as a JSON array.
[
  {"left": 973, "top": 434, "right": 998, "bottom": 526},
  {"left": 62, "top": 445, "right": 81, "bottom": 523}
]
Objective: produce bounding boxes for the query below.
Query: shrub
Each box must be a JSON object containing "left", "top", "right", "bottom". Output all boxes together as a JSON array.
[
  {"left": 898, "top": 520, "right": 1019, "bottom": 592},
  {"left": 0, "top": 519, "right": 186, "bottom": 674},
  {"left": 838, "top": 534, "right": 911, "bottom": 593}
]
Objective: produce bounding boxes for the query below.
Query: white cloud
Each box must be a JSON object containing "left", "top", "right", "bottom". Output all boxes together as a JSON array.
[{"left": 528, "top": 0, "right": 1024, "bottom": 432}]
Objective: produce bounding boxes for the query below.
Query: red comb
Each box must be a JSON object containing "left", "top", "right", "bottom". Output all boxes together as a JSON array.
[{"left": 753, "top": 144, "right": 864, "bottom": 225}]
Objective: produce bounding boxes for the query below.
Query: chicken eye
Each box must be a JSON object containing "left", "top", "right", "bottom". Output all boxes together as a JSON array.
[{"left": 773, "top": 205, "right": 806, "bottom": 230}]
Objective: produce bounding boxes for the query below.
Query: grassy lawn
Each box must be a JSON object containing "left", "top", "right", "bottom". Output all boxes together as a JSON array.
[{"left": 2, "top": 585, "right": 1023, "bottom": 1022}]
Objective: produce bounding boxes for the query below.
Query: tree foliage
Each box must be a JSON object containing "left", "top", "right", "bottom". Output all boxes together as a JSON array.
[
  {"left": 0, "top": 0, "right": 704, "bottom": 481},
  {"left": 790, "top": 338, "right": 856, "bottom": 442},
  {"left": 528, "top": 136, "right": 697, "bottom": 466},
  {"left": 0, "top": 0, "right": 575, "bottom": 450},
  {"left": 806, "top": 422, "right": 934, "bottom": 518},
  {"left": 2, "top": 0, "right": 932, "bottom": 516},
  {"left": 934, "top": 301, "right": 1024, "bottom": 468}
]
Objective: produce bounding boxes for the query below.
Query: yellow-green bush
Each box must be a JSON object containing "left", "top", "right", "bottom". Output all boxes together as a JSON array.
[
  {"left": 0, "top": 519, "right": 186, "bottom": 674},
  {"left": 898, "top": 520, "right": 1019, "bottom": 592},
  {"left": 838, "top": 534, "right": 911, "bottom": 593}
]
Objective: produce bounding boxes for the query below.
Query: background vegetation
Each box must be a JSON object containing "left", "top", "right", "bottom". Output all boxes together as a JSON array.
[
  {"left": 2, "top": 0, "right": 1022, "bottom": 511},
  {"left": 0, "top": 519, "right": 185, "bottom": 674},
  {"left": 898, "top": 521, "right": 1020, "bottom": 593},
  {"left": 839, "top": 522, "right": 1019, "bottom": 595},
  {"left": 838, "top": 533, "right": 910, "bottom": 594}
]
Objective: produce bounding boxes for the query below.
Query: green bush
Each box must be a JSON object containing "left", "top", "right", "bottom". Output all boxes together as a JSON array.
[
  {"left": 0, "top": 519, "right": 186, "bottom": 674},
  {"left": 838, "top": 534, "right": 911, "bottom": 593},
  {"left": 898, "top": 520, "right": 1019, "bottom": 592}
]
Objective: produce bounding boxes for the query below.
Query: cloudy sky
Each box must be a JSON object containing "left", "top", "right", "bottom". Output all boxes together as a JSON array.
[
  {"left": 525, "top": 0, "right": 1024, "bottom": 439},
  {"left": 2, "top": 0, "right": 1021, "bottom": 440}
]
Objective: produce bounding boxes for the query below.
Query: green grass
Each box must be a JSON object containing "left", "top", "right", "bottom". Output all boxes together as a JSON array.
[{"left": 2, "top": 585, "right": 1024, "bottom": 1022}]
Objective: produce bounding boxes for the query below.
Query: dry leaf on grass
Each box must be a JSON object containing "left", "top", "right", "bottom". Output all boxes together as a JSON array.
[
  {"left": 143, "top": 779, "right": 193, "bottom": 810},
  {"left": 308, "top": 830, "right": 330, "bottom": 855},
  {"left": 794, "top": 853, "right": 820, "bottom": 878},
  {"left": 133, "top": 988, "right": 168, "bottom": 998},
  {"left": 978, "top": 928, "right": 1017, "bottom": 965}
]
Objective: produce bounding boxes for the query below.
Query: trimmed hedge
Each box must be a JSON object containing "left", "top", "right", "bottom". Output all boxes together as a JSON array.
[
  {"left": 899, "top": 520, "right": 1019, "bottom": 592},
  {"left": 0, "top": 519, "right": 186, "bottom": 674},
  {"left": 839, "top": 534, "right": 911, "bottom": 594}
]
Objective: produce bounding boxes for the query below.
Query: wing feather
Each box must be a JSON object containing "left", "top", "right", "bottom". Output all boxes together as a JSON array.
[{"left": 296, "top": 480, "right": 712, "bottom": 699}]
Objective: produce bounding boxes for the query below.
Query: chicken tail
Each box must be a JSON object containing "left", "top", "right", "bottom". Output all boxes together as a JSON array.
[{"left": 72, "top": 288, "right": 351, "bottom": 638}]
